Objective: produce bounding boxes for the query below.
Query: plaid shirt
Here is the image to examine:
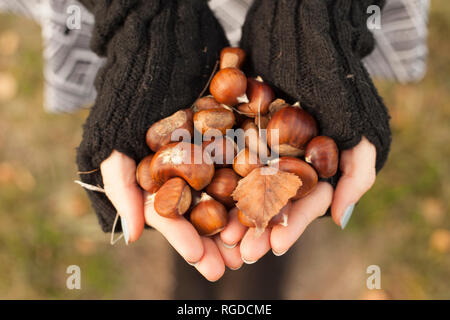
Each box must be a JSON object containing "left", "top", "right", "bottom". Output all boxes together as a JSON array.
[{"left": 0, "top": 0, "right": 430, "bottom": 113}]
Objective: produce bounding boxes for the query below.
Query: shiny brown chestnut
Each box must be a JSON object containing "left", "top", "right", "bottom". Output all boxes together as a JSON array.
[
  {"left": 146, "top": 109, "right": 194, "bottom": 152},
  {"left": 190, "top": 193, "right": 228, "bottom": 236},
  {"left": 268, "top": 157, "right": 318, "bottom": 199},
  {"left": 210, "top": 67, "right": 248, "bottom": 106},
  {"left": 267, "top": 106, "right": 318, "bottom": 157},
  {"left": 202, "top": 136, "right": 237, "bottom": 167},
  {"left": 220, "top": 47, "right": 246, "bottom": 70},
  {"left": 305, "top": 136, "right": 339, "bottom": 178},
  {"left": 150, "top": 142, "right": 215, "bottom": 191},
  {"left": 232, "top": 148, "right": 263, "bottom": 177},
  {"left": 136, "top": 154, "right": 161, "bottom": 193},
  {"left": 205, "top": 168, "right": 240, "bottom": 208},
  {"left": 154, "top": 177, "right": 192, "bottom": 218},
  {"left": 238, "top": 77, "right": 275, "bottom": 117},
  {"left": 193, "top": 107, "right": 235, "bottom": 136}
]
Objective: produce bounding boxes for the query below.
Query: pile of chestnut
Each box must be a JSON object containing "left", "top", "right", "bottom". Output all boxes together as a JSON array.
[{"left": 136, "top": 47, "right": 339, "bottom": 236}]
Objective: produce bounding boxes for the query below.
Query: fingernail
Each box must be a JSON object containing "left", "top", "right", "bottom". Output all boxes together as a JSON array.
[
  {"left": 187, "top": 260, "right": 198, "bottom": 267},
  {"left": 120, "top": 216, "right": 129, "bottom": 245},
  {"left": 222, "top": 242, "right": 237, "bottom": 249},
  {"left": 242, "top": 257, "right": 257, "bottom": 265},
  {"left": 272, "top": 249, "right": 288, "bottom": 257},
  {"left": 340, "top": 204, "right": 355, "bottom": 230},
  {"left": 229, "top": 265, "right": 242, "bottom": 271}
]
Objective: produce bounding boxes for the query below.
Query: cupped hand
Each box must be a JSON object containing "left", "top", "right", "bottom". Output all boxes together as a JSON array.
[
  {"left": 220, "top": 137, "right": 377, "bottom": 263},
  {"left": 100, "top": 150, "right": 243, "bottom": 281}
]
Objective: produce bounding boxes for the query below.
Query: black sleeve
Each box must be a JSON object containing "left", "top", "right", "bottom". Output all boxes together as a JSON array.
[
  {"left": 240, "top": 0, "right": 391, "bottom": 174},
  {"left": 76, "top": 0, "right": 228, "bottom": 232}
]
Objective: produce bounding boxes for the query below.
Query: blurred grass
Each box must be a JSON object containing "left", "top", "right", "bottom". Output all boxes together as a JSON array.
[{"left": 0, "top": 1, "right": 449, "bottom": 299}]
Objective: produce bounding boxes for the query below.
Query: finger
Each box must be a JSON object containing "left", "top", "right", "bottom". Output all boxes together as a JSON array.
[
  {"left": 220, "top": 207, "right": 248, "bottom": 248},
  {"left": 144, "top": 192, "right": 204, "bottom": 264},
  {"left": 100, "top": 150, "right": 145, "bottom": 244},
  {"left": 194, "top": 237, "right": 226, "bottom": 282},
  {"left": 331, "top": 137, "right": 377, "bottom": 229},
  {"left": 270, "top": 182, "right": 333, "bottom": 255},
  {"left": 214, "top": 235, "right": 244, "bottom": 270},
  {"left": 239, "top": 228, "right": 271, "bottom": 264}
]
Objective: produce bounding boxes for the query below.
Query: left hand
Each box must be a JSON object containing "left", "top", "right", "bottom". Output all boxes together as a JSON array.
[
  {"left": 219, "top": 137, "right": 377, "bottom": 263},
  {"left": 100, "top": 150, "right": 243, "bottom": 282}
]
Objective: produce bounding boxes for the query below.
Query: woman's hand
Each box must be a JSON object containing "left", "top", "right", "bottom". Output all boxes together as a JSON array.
[
  {"left": 220, "top": 137, "right": 377, "bottom": 263},
  {"left": 100, "top": 150, "right": 243, "bottom": 282}
]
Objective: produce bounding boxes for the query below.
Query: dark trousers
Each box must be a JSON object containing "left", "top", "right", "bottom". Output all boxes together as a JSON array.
[{"left": 172, "top": 249, "right": 292, "bottom": 299}]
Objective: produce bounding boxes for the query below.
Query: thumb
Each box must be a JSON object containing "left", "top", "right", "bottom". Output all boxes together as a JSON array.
[
  {"left": 331, "top": 137, "right": 377, "bottom": 229},
  {"left": 101, "top": 150, "right": 145, "bottom": 244}
]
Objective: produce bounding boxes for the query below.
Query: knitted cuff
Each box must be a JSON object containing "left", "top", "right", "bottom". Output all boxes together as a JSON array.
[
  {"left": 77, "top": 0, "right": 228, "bottom": 232},
  {"left": 240, "top": 0, "right": 391, "bottom": 173},
  {"left": 327, "top": 0, "right": 391, "bottom": 171}
]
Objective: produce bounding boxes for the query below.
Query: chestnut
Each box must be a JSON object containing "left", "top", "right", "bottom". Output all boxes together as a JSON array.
[
  {"left": 210, "top": 67, "right": 248, "bottom": 106},
  {"left": 193, "top": 96, "right": 221, "bottom": 112},
  {"left": 154, "top": 177, "right": 192, "bottom": 218},
  {"left": 305, "top": 136, "right": 339, "bottom": 178},
  {"left": 232, "top": 148, "right": 263, "bottom": 177},
  {"left": 190, "top": 193, "right": 228, "bottom": 236},
  {"left": 238, "top": 201, "right": 291, "bottom": 228},
  {"left": 202, "top": 136, "right": 237, "bottom": 167},
  {"left": 238, "top": 77, "right": 275, "bottom": 117},
  {"left": 193, "top": 107, "right": 235, "bottom": 136},
  {"left": 150, "top": 142, "right": 215, "bottom": 191},
  {"left": 146, "top": 109, "right": 194, "bottom": 152},
  {"left": 267, "top": 106, "right": 318, "bottom": 157},
  {"left": 136, "top": 154, "right": 160, "bottom": 193},
  {"left": 205, "top": 168, "right": 240, "bottom": 208},
  {"left": 268, "top": 157, "right": 318, "bottom": 199},
  {"left": 220, "top": 47, "right": 246, "bottom": 70}
]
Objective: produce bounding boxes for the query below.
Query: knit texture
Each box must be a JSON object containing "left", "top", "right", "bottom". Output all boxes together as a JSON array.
[
  {"left": 240, "top": 0, "right": 391, "bottom": 175},
  {"left": 78, "top": 0, "right": 392, "bottom": 232},
  {"left": 76, "top": 0, "right": 229, "bottom": 232}
]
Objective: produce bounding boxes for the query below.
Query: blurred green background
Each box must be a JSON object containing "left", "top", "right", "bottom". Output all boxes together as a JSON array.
[{"left": 0, "top": 1, "right": 448, "bottom": 299}]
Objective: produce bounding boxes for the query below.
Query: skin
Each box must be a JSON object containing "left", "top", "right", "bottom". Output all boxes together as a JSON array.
[{"left": 100, "top": 136, "right": 376, "bottom": 280}]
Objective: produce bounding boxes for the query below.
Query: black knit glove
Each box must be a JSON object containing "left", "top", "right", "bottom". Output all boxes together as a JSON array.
[
  {"left": 76, "top": 0, "right": 228, "bottom": 232},
  {"left": 240, "top": 0, "right": 391, "bottom": 179}
]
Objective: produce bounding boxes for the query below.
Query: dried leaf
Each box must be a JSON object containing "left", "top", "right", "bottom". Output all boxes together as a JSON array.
[{"left": 232, "top": 167, "right": 301, "bottom": 234}]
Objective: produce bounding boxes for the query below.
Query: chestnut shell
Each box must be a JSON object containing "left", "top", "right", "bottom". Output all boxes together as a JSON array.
[
  {"left": 305, "top": 136, "right": 339, "bottom": 178},
  {"left": 267, "top": 106, "right": 318, "bottom": 156},
  {"left": 205, "top": 168, "right": 240, "bottom": 208},
  {"left": 210, "top": 68, "right": 248, "bottom": 106}
]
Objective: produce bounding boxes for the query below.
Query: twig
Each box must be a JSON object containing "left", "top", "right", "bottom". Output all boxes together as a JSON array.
[
  {"left": 77, "top": 168, "right": 99, "bottom": 175},
  {"left": 191, "top": 60, "right": 220, "bottom": 108},
  {"left": 74, "top": 180, "right": 105, "bottom": 193}
]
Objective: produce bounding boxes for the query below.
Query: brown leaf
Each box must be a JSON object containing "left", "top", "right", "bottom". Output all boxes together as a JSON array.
[{"left": 232, "top": 167, "right": 302, "bottom": 234}]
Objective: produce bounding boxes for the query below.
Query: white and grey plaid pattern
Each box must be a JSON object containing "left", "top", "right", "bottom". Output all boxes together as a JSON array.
[
  {"left": 0, "top": 0, "right": 430, "bottom": 113},
  {"left": 363, "top": 0, "right": 430, "bottom": 83},
  {"left": 0, "top": 0, "right": 105, "bottom": 113}
]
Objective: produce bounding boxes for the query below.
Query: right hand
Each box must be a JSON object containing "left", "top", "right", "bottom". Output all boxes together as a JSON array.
[{"left": 100, "top": 150, "right": 243, "bottom": 281}]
